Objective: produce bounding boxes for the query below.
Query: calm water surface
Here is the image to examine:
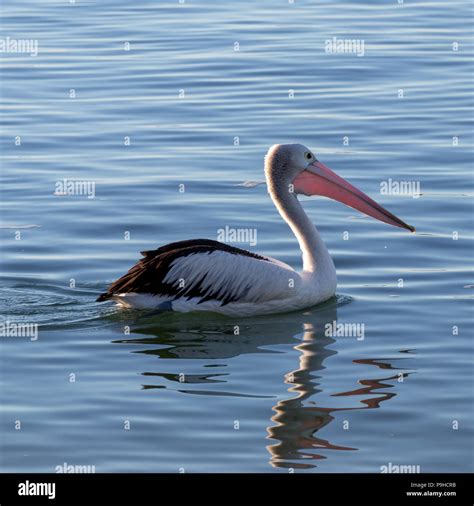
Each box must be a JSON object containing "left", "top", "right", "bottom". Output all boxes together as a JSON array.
[{"left": 0, "top": 0, "right": 473, "bottom": 472}]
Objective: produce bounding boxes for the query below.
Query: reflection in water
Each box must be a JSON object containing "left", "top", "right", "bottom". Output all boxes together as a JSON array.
[
  {"left": 111, "top": 297, "right": 413, "bottom": 470},
  {"left": 267, "top": 328, "right": 355, "bottom": 470},
  {"left": 267, "top": 325, "right": 412, "bottom": 469}
]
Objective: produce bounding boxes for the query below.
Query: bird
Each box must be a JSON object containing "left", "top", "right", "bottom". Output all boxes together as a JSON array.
[{"left": 97, "top": 143, "right": 414, "bottom": 316}]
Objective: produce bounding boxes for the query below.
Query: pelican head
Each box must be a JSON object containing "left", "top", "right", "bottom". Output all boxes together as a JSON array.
[{"left": 265, "top": 143, "right": 415, "bottom": 232}]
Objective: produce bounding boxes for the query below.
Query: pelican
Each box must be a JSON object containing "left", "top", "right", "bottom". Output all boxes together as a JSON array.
[{"left": 97, "top": 144, "right": 414, "bottom": 316}]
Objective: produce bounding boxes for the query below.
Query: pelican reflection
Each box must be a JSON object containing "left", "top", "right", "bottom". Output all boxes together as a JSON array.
[
  {"left": 266, "top": 322, "right": 412, "bottom": 469},
  {"left": 111, "top": 298, "right": 413, "bottom": 469}
]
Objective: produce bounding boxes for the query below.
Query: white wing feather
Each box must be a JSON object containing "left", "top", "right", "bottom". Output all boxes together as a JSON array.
[{"left": 163, "top": 250, "right": 301, "bottom": 303}]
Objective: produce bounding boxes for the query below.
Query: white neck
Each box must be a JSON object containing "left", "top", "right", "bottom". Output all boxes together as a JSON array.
[{"left": 270, "top": 186, "right": 334, "bottom": 274}]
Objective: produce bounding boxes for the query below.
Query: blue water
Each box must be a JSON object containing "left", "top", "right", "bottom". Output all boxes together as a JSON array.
[{"left": 0, "top": 0, "right": 472, "bottom": 473}]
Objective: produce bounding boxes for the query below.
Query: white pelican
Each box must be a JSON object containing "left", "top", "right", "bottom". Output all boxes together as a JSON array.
[{"left": 97, "top": 144, "right": 414, "bottom": 316}]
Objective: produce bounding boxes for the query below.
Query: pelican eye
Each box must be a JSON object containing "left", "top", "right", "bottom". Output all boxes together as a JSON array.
[{"left": 305, "top": 152, "right": 313, "bottom": 160}]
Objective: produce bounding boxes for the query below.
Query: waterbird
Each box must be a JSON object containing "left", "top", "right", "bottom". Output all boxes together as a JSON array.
[{"left": 97, "top": 144, "right": 414, "bottom": 316}]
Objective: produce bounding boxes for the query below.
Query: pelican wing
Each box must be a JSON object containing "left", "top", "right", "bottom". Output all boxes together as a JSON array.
[{"left": 97, "top": 239, "right": 299, "bottom": 305}]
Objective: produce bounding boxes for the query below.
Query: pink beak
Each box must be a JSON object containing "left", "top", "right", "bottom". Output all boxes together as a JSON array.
[{"left": 293, "top": 161, "right": 415, "bottom": 232}]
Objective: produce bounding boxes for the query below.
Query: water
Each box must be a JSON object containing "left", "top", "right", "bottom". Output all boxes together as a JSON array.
[{"left": 0, "top": 0, "right": 472, "bottom": 473}]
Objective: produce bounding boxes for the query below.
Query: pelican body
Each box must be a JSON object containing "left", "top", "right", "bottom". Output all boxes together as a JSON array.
[{"left": 97, "top": 144, "right": 414, "bottom": 316}]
